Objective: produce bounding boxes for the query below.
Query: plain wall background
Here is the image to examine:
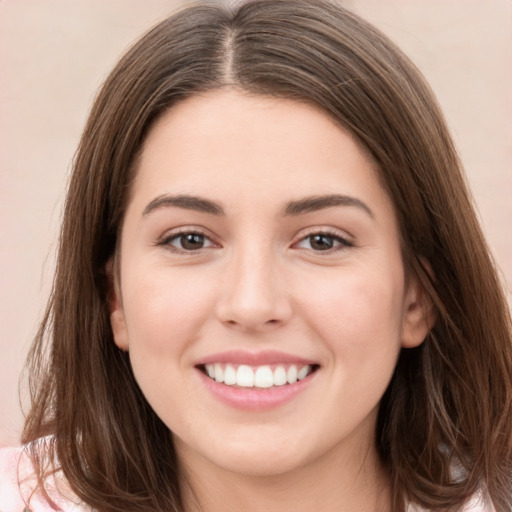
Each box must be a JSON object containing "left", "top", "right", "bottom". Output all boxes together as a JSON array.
[{"left": 1, "top": 0, "right": 511, "bottom": 447}]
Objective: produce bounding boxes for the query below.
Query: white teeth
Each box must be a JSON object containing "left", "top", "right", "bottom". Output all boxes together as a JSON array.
[
  {"left": 297, "top": 365, "right": 311, "bottom": 380},
  {"left": 273, "top": 365, "right": 287, "bottom": 386},
  {"left": 254, "top": 366, "right": 274, "bottom": 388},
  {"left": 223, "top": 364, "right": 237, "bottom": 385},
  {"left": 204, "top": 363, "right": 315, "bottom": 388},
  {"left": 236, "top": 365, "right": 255, "bottom": 387},
  {"left": 286, "top": 365, "right": 298, "bottom": 384},
  {"left": 205, "top": 364, "right": 215, "bottom": 379},
  {"left": 214, "top": 363, "right": 224, "bottom": 383}
]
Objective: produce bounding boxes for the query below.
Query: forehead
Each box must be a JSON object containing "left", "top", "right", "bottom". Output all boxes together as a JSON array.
[{"left": 129, "top": 89, "right": 393, "bottom": 217}]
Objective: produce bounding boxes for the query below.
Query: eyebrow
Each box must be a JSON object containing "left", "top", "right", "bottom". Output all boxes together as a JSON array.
[
  {"left": 142, "top": 193, "right": 374, "bottom": 219},
  {"left": 282, "top": 194, "right": 374, "bottom": 218},
  {"left": 143, "top": 194, "right": 225, "bottom": 216}
]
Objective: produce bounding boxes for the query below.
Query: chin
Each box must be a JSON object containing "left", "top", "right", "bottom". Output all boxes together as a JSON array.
[
  {"left": 176, "top": 429, "right": 312, "bottom": 479},
  {"left": 210, "top": 448, "right": 306, "bottom": 478}
]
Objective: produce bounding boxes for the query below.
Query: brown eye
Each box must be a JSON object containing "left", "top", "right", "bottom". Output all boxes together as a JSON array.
[
  {"left": 309, "top": 234, "right": 335, "bottom": 251},
  {"left": 162, "top": 231, "right": 215, "bottom": 252},
  {"left": 180, "top": 233, "right": 205, "bottom": 250},
  {"left": 295, "top": 232, "right": 352, "bottom": 252}
]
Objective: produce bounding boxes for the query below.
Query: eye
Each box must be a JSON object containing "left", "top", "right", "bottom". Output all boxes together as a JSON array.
[
  {"left": 295, "top": 232, "right": 352, "bottom": 252},
  {"left": 160, "top": 231, "right": 216, "bottom": 252}
]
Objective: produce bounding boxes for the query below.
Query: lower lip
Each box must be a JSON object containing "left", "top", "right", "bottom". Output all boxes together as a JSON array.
[{"left": 197, "top": 369, "right": 317, "bottom": 411}]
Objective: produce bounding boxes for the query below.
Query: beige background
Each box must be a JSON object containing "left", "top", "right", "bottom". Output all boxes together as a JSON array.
[{"left": 1, "top": 0, "right": 511, "bottom": 447}]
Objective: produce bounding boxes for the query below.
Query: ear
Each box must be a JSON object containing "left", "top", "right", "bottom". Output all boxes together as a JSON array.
[
  {"left": 106, "top": 257, "right": 129, "bottom": 351},
  {"left": 401, "top": 269, "right": 436, "bottom": 349}
]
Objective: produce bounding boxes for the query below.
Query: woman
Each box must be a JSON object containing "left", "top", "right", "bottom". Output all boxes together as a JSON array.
[{"left": 2, "top": 1, "right": 511, "bottom": 511}]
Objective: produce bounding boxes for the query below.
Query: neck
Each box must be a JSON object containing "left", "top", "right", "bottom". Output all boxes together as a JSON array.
[{"left": 178, "top": 438, "right": 392, "bottom": 512}]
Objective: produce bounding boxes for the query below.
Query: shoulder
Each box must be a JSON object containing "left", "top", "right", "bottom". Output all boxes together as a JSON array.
[
  {"left": 0, "top": 445, "right": 25, "bottom": 511},
  {"left": 460, "top": 491, "right": 497, "bottom": 512},
  {"left": 406, "top": 491, "right": 496, "bottom": 512},
  {"left": 0, "top": 443, "right": 93, "bottom": 512}
]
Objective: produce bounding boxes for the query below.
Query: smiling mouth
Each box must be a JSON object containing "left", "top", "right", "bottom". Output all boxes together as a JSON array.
[{"left": 199, "top": 363, "right": 319, "bottom": 389}]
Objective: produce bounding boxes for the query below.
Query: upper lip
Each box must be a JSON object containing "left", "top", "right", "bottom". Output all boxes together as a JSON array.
[{"left": 195, "top": 350, "right": 318, "bottom": 367}]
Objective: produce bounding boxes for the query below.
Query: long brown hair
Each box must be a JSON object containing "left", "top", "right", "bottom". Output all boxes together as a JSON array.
[{"left": 22, "top": 1, "right": 512, "bottom": 511}]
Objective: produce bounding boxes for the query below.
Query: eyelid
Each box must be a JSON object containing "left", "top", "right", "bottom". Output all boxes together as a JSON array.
[
  {"left": 291, "top": 227, "right": 354, "bottom": 252},
  {"left": 156, "top": 226, "right": 220, "bottom": 252}
]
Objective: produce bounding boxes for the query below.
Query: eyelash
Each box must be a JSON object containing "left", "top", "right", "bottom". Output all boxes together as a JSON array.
[
  {"left": 293, "top": 229, "right": 353, "bottom": 253},
  {"left": 157, "top": 228, "right": 216, "bottom": 253},
  {"left": 157, "top": 228, "right": 353, "bottom": 254}
]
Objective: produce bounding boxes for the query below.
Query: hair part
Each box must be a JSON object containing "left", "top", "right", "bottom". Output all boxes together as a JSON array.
[{"left": 23, "top": 1, "right": 512, "bottom": 511}]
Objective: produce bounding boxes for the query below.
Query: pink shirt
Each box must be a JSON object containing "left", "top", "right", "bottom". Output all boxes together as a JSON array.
[
  {"left": 0, "top": 445, "right": 90, "bottom": 512},
  {"left": 0, "top": 445, "right": 495, "bottom": 511}
]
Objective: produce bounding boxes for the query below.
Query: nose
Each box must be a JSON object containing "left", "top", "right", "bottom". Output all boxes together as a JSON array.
[{"left": 215, "top": 247, "right": 293, "bottom": 332}]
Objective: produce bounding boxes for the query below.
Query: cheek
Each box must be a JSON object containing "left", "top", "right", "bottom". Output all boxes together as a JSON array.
[
  {"left": 121, "top": 264, "right": 216, "bottom": 357},
  {"left": 282, "top": 265, "right": 406, "bottom": 446},
  {"left": 297, "top": 265, "right": 405, "bottom": 363},
  {"left": 119, "top": 266, "right": 217, "bottom": 421}
]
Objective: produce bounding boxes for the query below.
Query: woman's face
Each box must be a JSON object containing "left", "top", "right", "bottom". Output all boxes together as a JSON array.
[{"left": 110, "top": 90, "right": 429, "bottom": 478}]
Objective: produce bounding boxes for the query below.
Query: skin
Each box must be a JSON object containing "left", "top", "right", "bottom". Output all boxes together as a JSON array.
[{"left": 110, "top": 89, "right": 431, "bottom": 512}]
